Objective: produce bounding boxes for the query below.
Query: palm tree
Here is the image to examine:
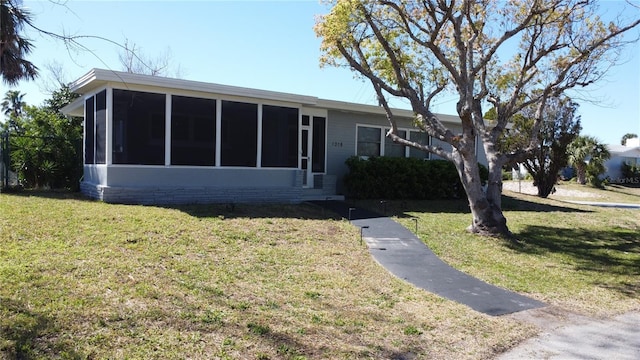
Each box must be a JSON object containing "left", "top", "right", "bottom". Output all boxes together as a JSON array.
[
  {"left": 1, "top": 89, "right": 26, "bottom": 133},
  {"left": 0, "top": 0, "right": 38, "bottom": 85},
  {"left": 567, "top": 135, "right": 611, "bottom": 187},
  {"left": 621, "top": 133, "right": 638, "bottom": 146},
  {"left": 1, "top": 89, "right": 26, "bottom": 117}
]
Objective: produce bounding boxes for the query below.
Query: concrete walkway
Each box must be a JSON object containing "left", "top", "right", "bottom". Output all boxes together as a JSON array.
[
  {"left": 314, "top": 201, "right": 545, "bottom": 316},
  {"left": 564, "top": 200, "right": 640, "bottom": 209}
]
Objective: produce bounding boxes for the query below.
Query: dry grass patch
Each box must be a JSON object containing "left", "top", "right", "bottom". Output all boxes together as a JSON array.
[{"left": 1, "top": 192, "right": 531, "bottom": 359}]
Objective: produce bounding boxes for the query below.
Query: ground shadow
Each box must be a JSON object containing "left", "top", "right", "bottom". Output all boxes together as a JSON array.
[
  {"left": 509, "top": 225, "right": 640, "bottom": 297},
  {"left": 606, "top": 184, "right": 640, "bottom": 200},
  {"left": 0, "top": 189, "right": 92, "bottom": 202},
  {"left": 0, "top": 190, "right": 343, "bottom": 221},
  {"left": 162, "top": 202, "right": 346, "bottom": 221},
  {"left": 0, "top": 297, "right": 84, "bottom": 359},
  {"left": 1, "top": 190, "right": 590, "bottom": 221},
  {"left": 340, "top": 194, "right": 591, "bottom": 219}
]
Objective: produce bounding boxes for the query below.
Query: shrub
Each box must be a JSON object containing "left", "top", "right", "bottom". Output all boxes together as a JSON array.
[
  {"left": 343, "top": 156, "right": 488, "bottom": 200},
  {"left": 621, "top": 162, "right": 640, "bottom": 179}
]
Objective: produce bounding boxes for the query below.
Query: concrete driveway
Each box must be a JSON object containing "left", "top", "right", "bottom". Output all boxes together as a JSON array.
[{"left": 497, "top": 308, "right": 640, "bottom": 359}]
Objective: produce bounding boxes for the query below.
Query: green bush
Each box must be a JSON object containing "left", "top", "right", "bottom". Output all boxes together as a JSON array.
[
  {"left": 343, "top": 156, "right": 488, "bottom": 200},
  {"left": 621, "top": 162, "right": 640, "bottom": 179}
]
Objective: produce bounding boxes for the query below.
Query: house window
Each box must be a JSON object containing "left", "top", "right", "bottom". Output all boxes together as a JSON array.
[
  {"left": 357, "top": 126, "right": 382, "bottom": 157},
  {"left": 112, "top": 89, "right": 166, "bottom": 165},
  {"left": 261, "top": 105, "right": 298, "bottom": 168},
  {"left": 357, "top": 125, "right": 431, "bottom": 158},
  {"left": 171, "top": 96, "right": 216, "bottom": 166},
  {"left": 312, "top": 117, "right": 326, "bottom": 172},
  {"left": 95, "top": 90, "right": 107, "bottom": 164},
  {"left": 221, "top": 100, "right": 257, "bottom": 167},
  {"left": 409, "top": 131, "right": 430, "bottom": 159},
  {"left": 384, "top": 129, "right": 406, "bottom": 158},
  {"left": 84, "top": 96, "right": 95, "bottom": 164}
]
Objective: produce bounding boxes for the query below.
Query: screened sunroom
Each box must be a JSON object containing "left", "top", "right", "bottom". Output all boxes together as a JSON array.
[{"left": 63, "top": 69, "right": 333, "bottom": 204}]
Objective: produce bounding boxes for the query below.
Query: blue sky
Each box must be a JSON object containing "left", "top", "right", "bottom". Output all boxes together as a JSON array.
[{"left": 3, "top": 0, "right": 640, "bottom": 145}]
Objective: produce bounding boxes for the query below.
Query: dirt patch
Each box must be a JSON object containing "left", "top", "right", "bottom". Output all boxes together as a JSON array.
[{"left": 502, "top": 181, "right": 602, "bottom": 198}]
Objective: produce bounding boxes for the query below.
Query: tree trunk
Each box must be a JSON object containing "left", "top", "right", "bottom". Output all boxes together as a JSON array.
[
  {"left": 453, "top": 151, "right": 510, "bottom": 237},
  {"left": 575, "top": 164, "right": 587, "bottom": 184},
  {"left": 534, "top": 169, "right": 557, "bottom": 198}
]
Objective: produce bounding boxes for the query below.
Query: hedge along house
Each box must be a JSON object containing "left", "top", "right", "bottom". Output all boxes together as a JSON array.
[{"left": 63, "top": 69, "right": 485, "bottom": 204}]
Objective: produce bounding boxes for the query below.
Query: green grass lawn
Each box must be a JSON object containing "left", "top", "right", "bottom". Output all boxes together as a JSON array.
[
  {"left": 393, "top": 184, "right": 640, "bottom": 316},
  {"left": 1, "top": 186, "right": 639, "bottom": 359}
]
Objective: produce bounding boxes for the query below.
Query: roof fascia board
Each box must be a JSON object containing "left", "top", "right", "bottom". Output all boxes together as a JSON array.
[
  {"left": 60, "top": 97, "right": 85, "bottom": 117},
  {"left": 316, "top": 98, "right": 461, "bottom": 124},
  {"left": 68, "top": 69, "right": 462, "bottom": 123},
  {"left": 70, "top": 68, "right": 318, "bottom": 105}
]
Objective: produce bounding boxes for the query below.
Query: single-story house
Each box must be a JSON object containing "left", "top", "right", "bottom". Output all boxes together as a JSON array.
[
  {"left": 62, "top": 68, "right": 485, "bottom": 204},
  {"left": 605, "top": 138, "right": 640, "bottom": 184}
]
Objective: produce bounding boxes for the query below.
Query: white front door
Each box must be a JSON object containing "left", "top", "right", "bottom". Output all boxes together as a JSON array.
[
  {"left": 300, "top": 111, "right": 327, "bottom": 189},
  {"left": 301, "top": 125, "right": 312, "bottom": 188}
]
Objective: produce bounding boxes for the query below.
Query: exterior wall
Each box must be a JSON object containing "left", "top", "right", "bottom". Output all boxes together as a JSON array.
[
  {"left": 326, "top": 110, "right": 419, "bottom": 194},
  {"left": 325, "top": 109, "right": 482, "bottom": 194},
  {"left": 604, "top": 144, "right": 640, "bottom": 183},
  {"left": 102, "top": 166, "right": 299, "bottom": 187},
  {"left": 325, "top": 110, "right": 361, "bottom": 194},
  {"left": 81, "top": 168, "right": 304, "bottom": 204},
  {"left": 606, "top": 155, "right": 640, "bottom": 184},
  {"left": 83, "top": 165, "right": 108, "bottom": 186},
  {"left": 605, "top": 156, "right": 625, "bottom": 181}
]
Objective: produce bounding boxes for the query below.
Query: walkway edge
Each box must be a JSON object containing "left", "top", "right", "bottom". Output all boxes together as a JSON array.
[{"left": 311, "top": 201, "right": 546, "bottom": 316}]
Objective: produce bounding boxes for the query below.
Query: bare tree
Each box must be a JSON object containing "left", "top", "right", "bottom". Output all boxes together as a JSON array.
[
  {"left": 316, "top": 0, "right": 640, "bottom": 236},
  {"left": 2, "top": 0, "right": 182, "bottom": 85},
  {"left": 118, "top": 38, "right": 181, "bottom": 77}
]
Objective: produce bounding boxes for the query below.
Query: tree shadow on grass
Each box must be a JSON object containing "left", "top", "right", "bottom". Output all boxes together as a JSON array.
[
  {"left": 1, "top": 190, "right": 590, "bottom": 222},
  {"left": 509, "top": 225, "right": 640, "bottom": 297},
  {"left": 343, "top": 194, "right": 591, "bottom": 219},
  {"left": 606, "top": 184, "right": 640, "bottom": 200},
  {"left": 0, "top": 189, "right": 91, "bottom": 202},
  {"left": 164, "top": 195, "right": 591, "bottom": 223},
  {"left": 165, "top": 202, "right": 346, "bottom": 221},
  {"left": 0, "top": 297, "right": 84, "bottom": 359},
  {"left": 0, "top": 190, "right": 344, "bottom": 221}
]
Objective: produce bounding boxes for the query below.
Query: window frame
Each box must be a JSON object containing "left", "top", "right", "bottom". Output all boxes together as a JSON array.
[
  {"left": 355, "top": 124, "right": 431, "bottom": 159},
  {"left": 170, "top": 95, "right": 217, "bottom": 166},
  {"left": 111, "top": 89, "right": 167, "bottom": 166}
]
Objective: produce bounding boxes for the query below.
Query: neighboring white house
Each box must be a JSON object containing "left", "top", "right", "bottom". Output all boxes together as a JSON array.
[
  {"left": 606, "top": 137, "right": 640, "bottom": 184},
  {"left": 62, "top": 69, "right": 486, "bottom": 204}
]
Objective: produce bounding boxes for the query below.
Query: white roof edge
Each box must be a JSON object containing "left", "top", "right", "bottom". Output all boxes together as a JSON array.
[
  {"left": 608, "top": 144, "right": 640, "bottom": 156},
  {"left": 68, "top": 69, "right": 461, "bottom": 122},
  {"left": 70, "top": 68, "right": 319, "bottom": 105},
  {"left": 60, "top": 96, "right": 85, "bottom": 117},
  {"left": 316, "top": 98, "right": 460, "bottom": 123}
]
